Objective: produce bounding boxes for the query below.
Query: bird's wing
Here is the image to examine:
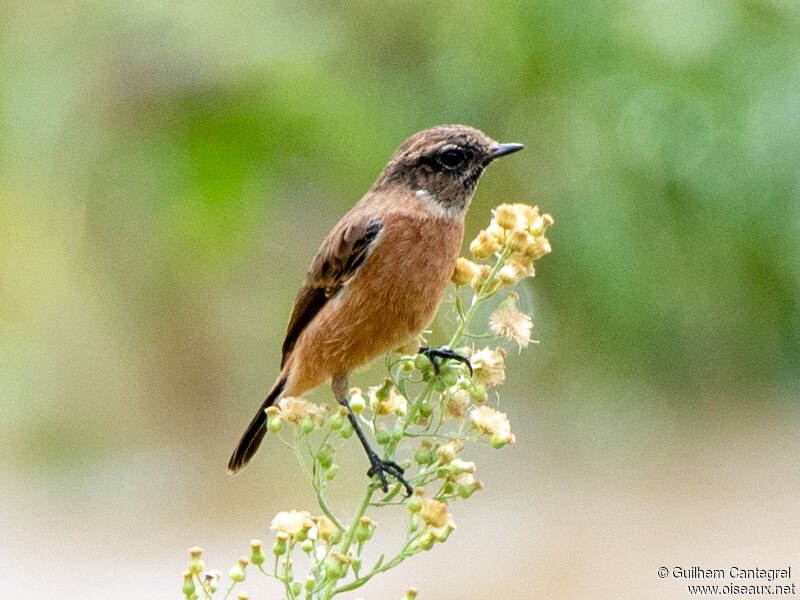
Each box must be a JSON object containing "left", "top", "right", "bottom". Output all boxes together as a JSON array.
[{"left": 280, "top": 214, "right": 384, "bottom": 367}]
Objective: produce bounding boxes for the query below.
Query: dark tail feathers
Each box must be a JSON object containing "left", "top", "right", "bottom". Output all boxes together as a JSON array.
[{"left": 227, "top": 376, "right": 287, "bottom": 474}]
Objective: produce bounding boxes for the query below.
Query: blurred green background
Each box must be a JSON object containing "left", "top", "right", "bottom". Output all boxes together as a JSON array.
[{"left": 2, "top": 1, "right": 799, "bottom": 598}]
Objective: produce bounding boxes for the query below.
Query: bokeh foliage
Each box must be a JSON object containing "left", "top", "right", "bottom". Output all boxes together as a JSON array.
[{"left": 2, "top": 0, "right": 799, "bottom": 474}]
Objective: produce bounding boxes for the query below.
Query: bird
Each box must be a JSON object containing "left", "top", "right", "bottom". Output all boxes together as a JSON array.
[{"left": 227, "top": 124, "right": 524, "bottom": 493}]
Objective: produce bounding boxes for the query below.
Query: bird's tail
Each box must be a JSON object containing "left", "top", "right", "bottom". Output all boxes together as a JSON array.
[{"left": 227, "top": 375, "right": 287, "bottom": 474}]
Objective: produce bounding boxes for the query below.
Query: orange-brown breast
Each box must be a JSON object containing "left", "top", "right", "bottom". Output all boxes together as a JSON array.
[{"left": 283, "top": 210, "right": 464, "bottom": 396}]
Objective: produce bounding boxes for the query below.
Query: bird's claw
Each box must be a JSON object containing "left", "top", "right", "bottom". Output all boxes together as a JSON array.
[
  {"left": 367, "top": 456, "right": 413, "bottom": 496},
  {"left": 418, "top": 346, "right": 473, "bottom": 375}
]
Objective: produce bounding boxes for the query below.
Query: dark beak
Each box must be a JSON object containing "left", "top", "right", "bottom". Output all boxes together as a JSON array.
[{"left": 488, "top": 143, "right": 525, "bottom": 161}]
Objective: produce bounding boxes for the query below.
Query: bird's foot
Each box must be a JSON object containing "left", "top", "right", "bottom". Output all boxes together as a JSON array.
[
  {"left": 366, "top": 453, "right": 413, "bottom": 496},
  {"left": 418, "top": 346, "right": 473, "bottom": 375}
]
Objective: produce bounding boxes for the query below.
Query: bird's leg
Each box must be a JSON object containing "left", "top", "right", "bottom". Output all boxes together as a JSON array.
[
  {"left": 331, "top": 374, "right": 413, "bottom": 496},
  {"left": 418, "top": 346, "right": 473, "bottom": 375}
]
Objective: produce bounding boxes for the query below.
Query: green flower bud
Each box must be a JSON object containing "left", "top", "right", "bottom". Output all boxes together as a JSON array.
[
  {"left": 292, "top": 581, "right": 302, "bottom": 596},
  {"left": 238, "top": 593, "right": 249, "bottom": 600},
  {"left": 418, "top": 532, "right": 435, "bottom": 551},
  {"left": 340, "top": 422, "right": 354, "bottom": 439},
  {"left": 409, "top": 513, "right": 421, "bottom": 532},
  {"left": 375, "top": 378, "right": 393, "bottom": 401},
  {"left": 249, "top": 539, "right": 265, "bottom": 566},
  {"left": 182, "top": 570, "right": 195, "bottom": 598},
  {"left": 355, "top": 516, "right": 375, "bottom": 542},
  {"left": 414, "top": 354, "right": 432, "bottom": 371},
  {"left": 188, "top": 547, "right": 204, "bottom": 575},
  {"left": 305, "top": 575, "right": 315, "bottom": 592},
  {"left": 400, "top": 358, "right": 416, "bottom": 372},
  {"left": 266, "top": 406, "right": 282, "bottom": 433},
  {"left": 414, "top": 442, "right": 435, "bottom": 465},
  {"left": 447, "top": 459, "right": 476, "bottom": 476},
  {"left": 323, "top": 552, "right": 350, "bottom": 580},
  {"left": 229, "top": 557, "right": 248, "bottom": 583},
  {"left": 419, "top": 400, "right": 433, "bottom": 418},
  {"left": 351, "top": 555, "right": 362, "bottom": 571},
  {"left": 349, "top": 391, "right": 366, "bottom": 414},
  {"left": 408, "top": 489, "right": 423, "bottom": 513},
  {"left": 325, "top": 463, "right": 339, "bottom": 481},
  {"left": 302, "top": 415, "right": 315, "bottom": 434},
  {"left": 456, "top": 475, "right": 482, "bottom": 499},
  {"left": 273, "top": 532, "right": 288, "bottom": 556},
  {"left": 402, "top": 588, "right": 419, "bottom": 600},
  {"left": 391, "top": 423, "right": 404, "bottom": 442},
  {"left": 491, "top": 434, "right": 510, "bottom": 449},
  {"left": 441, "top": 370, "right": 458, "bottom": 387},
  {"left": 469, "top": 383, "right": 487, "bottom": 402},
  {"left": 301, "top": 538, "right": 314, "bottom": 554},
  {"left": 317, "top": 444, "right": 335, "bottom": 469},
  {"left": 327, "top": 411, "right": 344, "bottom": 430},
  {"left": 376, "top": 427, "right": 390, "bottom": 445}
]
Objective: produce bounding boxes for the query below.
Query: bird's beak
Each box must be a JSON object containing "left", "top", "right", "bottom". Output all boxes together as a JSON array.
[{"left": 488, "top": 143, "right": 525, "bottom": 162}]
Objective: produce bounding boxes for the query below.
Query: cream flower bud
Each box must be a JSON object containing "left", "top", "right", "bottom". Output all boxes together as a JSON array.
[
  {"left": 506, "top": 229, "right": 533, "bottom": 255},
  {"left": 229, "top": 557, "right": 248, "bottom": 583},
  {"left": 452, "top": 257, "right": 482, "bottom": 287},
  {"left": 402, "top": 588, "right": 419, "bottom": 600},
  {"left": 469, "top": 230, "right": 502, "bottom": 259},
  {"left": 188, "top": 547, "right": 204, "bottom": 575},
  {"left": 486, "top": 219, "right": 506, "bottom": 243},
  {"left": 266, "top": 406, "right": 282, "bottom": 433},
  {"left": 348, "top": 388, "right": 366, "bottom": 413},
  {"left": 249, "top": 539, "right": 265, "bottom": 566},
  {"left": 493, "top": 204, "right": 522, "bottom": 230},
  {"left": 316, "top": 515, "right": 338, "bottom": 544}
]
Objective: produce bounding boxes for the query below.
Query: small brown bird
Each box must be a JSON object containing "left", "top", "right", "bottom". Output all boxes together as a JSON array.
[{"left": 227, "top": 124, "right": 523, "bottom": 492}]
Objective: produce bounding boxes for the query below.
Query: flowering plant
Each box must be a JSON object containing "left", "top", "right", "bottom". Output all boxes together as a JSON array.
[{"left": 182, "top": 203, "right": 553, "bottom": 600}]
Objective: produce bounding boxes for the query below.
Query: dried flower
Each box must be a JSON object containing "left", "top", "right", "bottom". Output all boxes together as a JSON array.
[
  {"left": 469, "top": 405, "right": 516, "bottom": 447},
  {"left": 469, "top": 229, "right": 502, "bottom": 259},
  {"left": 470, "top": 347, "right": 506, "bottom": 387},
  {"left": 446, "top": 387, "right": 471, "bottom": 422},
  {"left": 277, "top": 397, "right": 325, "bottom": 428},
  {"left": 490, "top": 306, "right": 533, "bottom": 349}
]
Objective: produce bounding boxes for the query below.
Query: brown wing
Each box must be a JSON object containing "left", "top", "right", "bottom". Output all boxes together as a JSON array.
[{"left": 280, "top": 215, "right": 384, "bottom": 367}]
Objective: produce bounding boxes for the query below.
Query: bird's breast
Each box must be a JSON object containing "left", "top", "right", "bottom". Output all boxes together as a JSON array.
[{"left": 286, "top": 212, "right": 464, "bottom": 394}]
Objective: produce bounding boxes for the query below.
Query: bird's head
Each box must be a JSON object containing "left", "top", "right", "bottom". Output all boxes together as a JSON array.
[{"left": 374, "top": 125, "right": 524, "bottom": 220}]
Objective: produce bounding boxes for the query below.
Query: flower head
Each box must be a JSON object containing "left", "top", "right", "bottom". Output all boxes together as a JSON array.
[
  {"left": 277, "top": 397, "right": 325, "bottom": 428},
  {"left": 470, "top": 347, "right": 506, "bottom": 387},
  {"left": 419, "top": 497, "right": 456, "bottom": 541},
  {"left": 270, "top": 510, "right": 314, "bottom": 539},
  {"left": 490, "top": 306, "right": 533, "bottom": 350},
  {"left": 469, "top": 405, "right": 516, "bottom": 448}
]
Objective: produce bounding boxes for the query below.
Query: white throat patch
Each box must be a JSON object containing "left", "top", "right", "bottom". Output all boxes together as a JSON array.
[{"left": 414, "top": 189, "right": 465, "bottom": 221}]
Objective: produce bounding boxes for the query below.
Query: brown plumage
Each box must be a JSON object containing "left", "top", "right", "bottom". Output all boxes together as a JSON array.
[{"left": 227, "top": 125, "right": 524, "bottom": 485}]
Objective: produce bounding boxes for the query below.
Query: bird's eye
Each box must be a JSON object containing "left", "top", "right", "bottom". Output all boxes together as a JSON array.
[{"left": 437, "top": 148, "right": 466, "bottom": 170}]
